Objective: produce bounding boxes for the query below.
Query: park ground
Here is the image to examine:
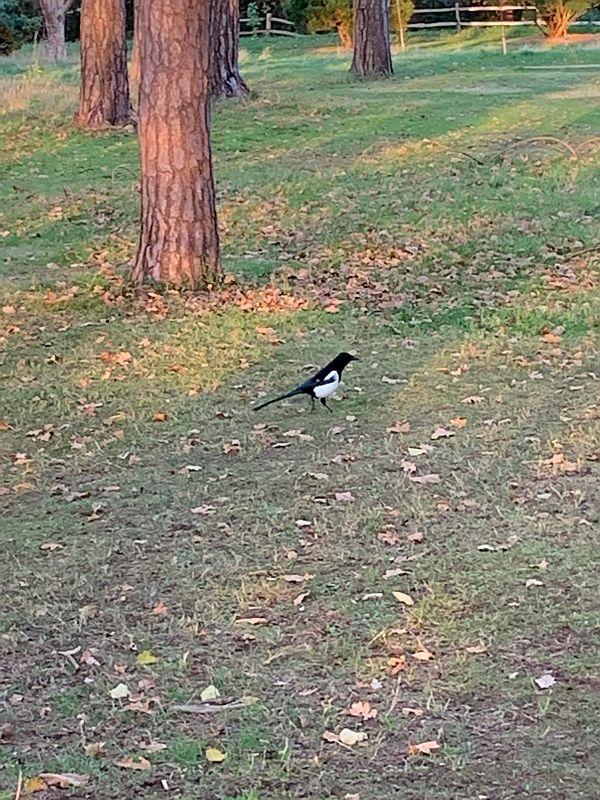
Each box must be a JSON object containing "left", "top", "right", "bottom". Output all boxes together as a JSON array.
[{"left": 1, "top": 30, "right": 599, "bottom": 800}]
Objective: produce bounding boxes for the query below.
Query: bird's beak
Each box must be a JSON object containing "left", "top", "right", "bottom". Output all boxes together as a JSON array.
[{"left": 352, "top": 355, "right": 360, "bottom": 361}]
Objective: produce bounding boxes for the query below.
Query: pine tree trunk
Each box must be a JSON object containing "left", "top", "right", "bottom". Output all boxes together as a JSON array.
[
  {"left": 132, "top": 0, "right": 221, "bottom": 288},
  {"left": 210, "top": 0, "right": 249, "bottom": 98},
  {"left": 351, "top": 0, "right": 393, "bottom": 77},
  {"left": 39, "top": 0, "right": 68, "bottom": 61},
  {"left": 75, "top": 0, "right": 131, "bottom": 129},
  {"left": 130, "top": 0, "right": 141, "bottom": 99}
]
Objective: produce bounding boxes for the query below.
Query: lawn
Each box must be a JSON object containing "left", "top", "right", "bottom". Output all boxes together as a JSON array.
[{"left": 1, "top": 32, "right": 599, "bottom": 800}]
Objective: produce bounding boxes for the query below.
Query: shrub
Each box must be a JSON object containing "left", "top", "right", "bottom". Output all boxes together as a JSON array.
[{"left": 535, "top": 0, "right": 593, "bottom": 37}]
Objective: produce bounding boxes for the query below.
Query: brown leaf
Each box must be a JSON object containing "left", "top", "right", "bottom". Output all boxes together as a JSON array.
[
  {"left": 234, "top": 617, "right": 268, "bottom": 626},
  {"left": 293, "top": 591, "right": 310, "bottom": 607},
  {"left": 401, "top": 458, "right": 417, "bottom": 474},
  {"left": 401, "top": 707, "right": 423, "bottom": 717},
  {"left": 223, "top": 439, "right": 241, "bottom": 454},
  {"left": 281, "top": 573, "right": 313, "bottom": 583},
  {"left": 378, "top": 528, "right": 399, "bottom": 545},
  {"left": 387, "top": 655, "right": 406, "bottom": 675},
  {"left": 393, "top": 591, "right": 414, "bottom": 606},
  {"left": 541, "top": 331, "right": 561, "bottom": 344},
  {"left": 431, "top": 426, "right": 455, "bottom": 440},
  {"left": 99, "top": 350, "right": 132, "bottom": 365},
  {"left": 39, "top": 772, "right": 90, "bottom": 788},
  {"left": 84, "top": 741, "right": 106, "bottom": 757},
  {"left": 40, "top": 542, "right": 64, "bottom": 552},
  {"left": 24, "top": 777, "right": 47, "bottom": 793},
  {"left": 334, "top": 491, "right": 355, "bottom": 502},
  {"left": 408, "top": 740, "right": 440, "bottom": 756},
  {"left": 322, "top": 730, "right": 339, "bottom": 743},
  {"left": 151, "top": 600, "right": 168, "bottom": 615},
  {"left": 410, "top": 473, "right": 440, "bottom": 484},
  {"left": 152, "top": 411, "right": 168, "bottom": 422},
  {"left": 450, "top": 417, "right": 467, "bottom": 428},
  {"left": 347, "top": 701, "right": 378, "bottom": 720},
  {"left": 465, "top": 642, "right": 487, "bottom": 654},
  {"left": 115, "top": 756, "right": 151, "bottom": 770},
  {"left": 411, "top": 647, "right": 434, "bottom": 661},
  {"left": 387, "top": 421, "right": 410, "bottom": 434},
  {"left": 462, "top": 395, "right": 484, "bottom": 404},
  {"left": 407, "top": 531, "right": 425, "bottom": 542},
  {"left": 0, "top": 420, "right": 11, "bottom": 431}
]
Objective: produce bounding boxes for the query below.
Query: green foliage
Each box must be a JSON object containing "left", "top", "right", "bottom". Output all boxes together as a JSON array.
[
  {"left": 282, "top": 0, "right": 311, "bottom": 31},
  {"left": 0, "top": 0, "right": 40, "bottom": 53},
  {"left": 246, "top": 1, "right": 263, "bottom": 32},
  {"left": 390, "top": 0, "right": 415, "bottom": 32},
  {"left": 307, "top": 0, "right": 353, "bottom": 47}
]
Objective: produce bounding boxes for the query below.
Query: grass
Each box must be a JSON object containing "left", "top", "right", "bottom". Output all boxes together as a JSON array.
[{"left": 1, "top": 31, "right": 600, "bottom": 800}]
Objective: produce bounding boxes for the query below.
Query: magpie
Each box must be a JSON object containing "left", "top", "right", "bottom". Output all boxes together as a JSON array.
[{"left": 254, "top": 352, "right": 358, "bottom": 413}]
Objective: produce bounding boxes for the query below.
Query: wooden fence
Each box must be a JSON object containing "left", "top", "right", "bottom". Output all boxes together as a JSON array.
[{"left": 240, "top": 13, "right": 298, "bottom": 37}]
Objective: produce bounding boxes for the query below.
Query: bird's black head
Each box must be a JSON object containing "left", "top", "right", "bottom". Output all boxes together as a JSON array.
[{"left": 333, "top": 352, "right": 358, "bottom": 374}]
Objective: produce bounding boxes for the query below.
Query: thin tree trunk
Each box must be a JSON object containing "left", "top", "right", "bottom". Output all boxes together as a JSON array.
[
  {"left": 39, "top": 0, "right": 69, "bottom": 61},
  {"left": 210, "top": 0, "right": 249, "bottom": 98},
  {"left": 351, "top": 0, "right": 393, "bottom": 77},
  {"left": 132, "top": 0, "right": 221, "bottom": 288},
  {"left": 75, "top": 0, "right": 131, "bottom": 128}
]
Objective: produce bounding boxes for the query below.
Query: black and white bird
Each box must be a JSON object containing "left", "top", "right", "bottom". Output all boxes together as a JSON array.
[{"left": 254, "top": 352, "right": 358, "bottom": 413}]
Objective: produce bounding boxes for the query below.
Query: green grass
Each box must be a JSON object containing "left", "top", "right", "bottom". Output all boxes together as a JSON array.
[{"left": 1, "top": 31, "right": 599, "bottom": 800}]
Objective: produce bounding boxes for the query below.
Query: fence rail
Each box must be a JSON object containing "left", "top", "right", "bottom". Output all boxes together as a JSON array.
[{"left": 240, "top": 13, "right": 298, "bottom": 37}]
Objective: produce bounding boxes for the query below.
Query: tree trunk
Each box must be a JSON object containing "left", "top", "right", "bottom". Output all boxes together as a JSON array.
[
  {"left": 546, "top": 4, "right": 574, "bottom": 38},
  {"left": 209, "top": 0, "right": 249, "bottom": 98},
  {"left": 351, "top": 0, "right": 393, "bottom": 77},
  {"left": 39, "top": 0, "right": 68, "bottom": 61},
  {"left": 130, "top": 0, "right": 141, "bottom": 100},
  {"left": 75, "top": 0, "right": 131, "bottom": 128},
  {"left": 132, "top": 0, "right": 221, "bottom": 288},
  {"left": 337, "top": 20, "right": 353, "bottom": 49}
]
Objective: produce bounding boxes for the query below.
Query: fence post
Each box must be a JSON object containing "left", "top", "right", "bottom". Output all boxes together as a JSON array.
[
  {"left": 266, "top": 12, "right": 272, "bottom": 35},
  {"left": 454, "top": 2, "right": 461, "bottom": 31},
  {"left": 395, "top": 0, "right": 406, "bottom": 51}
]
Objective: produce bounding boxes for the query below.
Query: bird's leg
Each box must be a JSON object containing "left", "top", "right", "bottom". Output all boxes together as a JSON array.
[
  {"left": 320, "top": 398, "right": 333, "bottom": 413},
  {"left": 310, "top": 396, "right": 315, "bottom": 414}
]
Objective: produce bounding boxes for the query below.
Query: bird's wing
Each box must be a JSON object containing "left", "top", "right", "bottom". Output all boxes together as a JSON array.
[{"left": 298, "top": 370, "right": 337, "bottom": 391}]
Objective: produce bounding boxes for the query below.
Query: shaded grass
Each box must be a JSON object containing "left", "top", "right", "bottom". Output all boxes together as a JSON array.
[{"left": 1, "top": 31, "right": 600, "bottom": 800}]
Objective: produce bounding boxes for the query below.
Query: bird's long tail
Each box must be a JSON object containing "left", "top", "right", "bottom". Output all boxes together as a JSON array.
[{"left": 253, "top": 387, "right": 303, "bottom": 411}]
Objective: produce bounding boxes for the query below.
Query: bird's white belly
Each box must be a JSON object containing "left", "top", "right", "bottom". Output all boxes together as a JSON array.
[{"left": 313, "top": 371, "right": 339, "bottom": 399}]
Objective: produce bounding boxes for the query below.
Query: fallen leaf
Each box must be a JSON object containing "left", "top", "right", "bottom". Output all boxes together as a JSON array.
[
  {"left": 335, "top": 491, "right": 355, "bottom": 502},
  {"left": 200, "top": 685, "right": 221, "bottom": 702},
  {"left": 152, "top": 411, "right": 168, "bottom": 422},
  {"left": 295, "top": 519, "right": 312, "bottom": 528},
  {"left": 450, "top": 417, "right": 467, "bottom": 428},
  {"left": 381, "top": 375, "right": 402, "bottom": 384},
  {"left": 2, "top": 304, "right": 16, "bottom": 314},
  {"left": 387, "top": 421, "right": 410, "bottom": 434},
  {"left": 410, "top": 473, "right": 440, "bottom": 484},
  {"left": 387, "top": 654, "right": 407, "bottom": 675},
  {"left": 191, "top": 504, "right": 216, "bottom": 516},
  {"left": 411, "top": 647, "right": 434, "bottom": 661},
  {"left": 392, "top": 591, "right": 414, "bottom": 606},
  {"left": 431, "top": 427, "right": 455, "bottom": 440},
  {"left": 151, "top": 600, "right": 168, "bottom": 615},
  {"left": 40, "top": 542, "right": 63, "bottom": 552},
  {"left": 24, "top": 777, "right": 48, "bottom": 793},
  {"left": 84, "top": 741, "right": 106, "bottom": 757},
  {"left": 401, "top": 458, "right": 417, "bottom": 474},
  {"left": 109, "top": 682, "right": 130, "bottom": 700},
  {"left": 541, "top": 331, "right": 561, "bottom": 344},
  {"left": 137, "top": 649, "right": 158, "bottom": 666},
  {"left": 348, "top": 701, "right": 377, "bottom": 720},
  {"left": 465, "top": 642, "right": 487, "bottom": 654},
  {"left": 378, "top": 528, "right": 399, "bottom": 545},
  {"left": 281, "top": 573, "right": 313, "bottom": 583},
  {"left": 322, "top": 730, "right": 339, "bottom": 743},
  {"left": 339, "top": 728, "right": 368, "bottom": 746},
  {"left": 401, "top": 707, "right": 423, "bottom": 717},
  {"left": 384, "top": 568, "right": 408, "bottom": 580},
  {"left": 223, "top": 439, "right": 241, "bottom": 454},
  {"left": 293, "top": 591, "right": 310, "bottom": 607},
  {"left": 525, "top": 578, "right": 544, "bottom": 588},
  {"left": 140, "top": 740, "right": 167, "bottom": 753},
  {"left": 39, "top": 773, "right": 90, "bottom": 788},
  {"left": 462, "top": 395, "right": 484, "bottom": 404},
  {"left": 407, "top": 531, "right": 425, "bottom": 542},
  {"left": 408, "top": 740, "right": 440, "bottom": 756},
  {"left": 115, "top": 756, "right": 151, "bottom": 770},
  {"left": 344, "top": 794, "right": 360, "bottom": 800},
  {"left": 535, "top": 672, "right": 556, "bottom": 690},
  {"left": 205, "top": 746, "right": 227, "bottom": 763},
  {"left": 0, "top": 420, "right": 11, "bottom": 431},
  {"left": 235, "top": 617, "right": 268, "bottom": 625}
]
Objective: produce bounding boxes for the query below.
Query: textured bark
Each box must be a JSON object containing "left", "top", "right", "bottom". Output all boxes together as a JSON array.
[
  {"left": 545, "top": 4, "right": 576, "bottom": 37},
  {"left": 130, "top": 0, "right": 141, "bottom": 97},
  {"left": 209, "top": 0, "right": 249, "bottom": 98},
  {"left": 39, "top": 0, "right": 68, "bottom": 61},
  {"left": 351, "top": 0, "right": 393, "bottom": 77},
  {"left": 132, "top": 0, "right": 221, "bottom": 288},
  {"left": 75, "top": 0, "right": 131, "bottom": 128}
]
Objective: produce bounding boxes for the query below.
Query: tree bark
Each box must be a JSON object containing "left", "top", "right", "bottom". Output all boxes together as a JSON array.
[
  {"left": 132, "top": 0, "right": 221, "bottom": 288},
  {"left": 130, "top": 0, "right": 141, "bottom": 99},
  {"left": 209, "top": 0, "right": 249, "bottom": 98},
  {"left": 351, "top": 0, "right": 393, "bottom": 77},
  {"left": 75, "top": 0, "right": 132, "bottom": 128},
  {"left": 39, "top": 0, "right": 69, "bottom": 61}
]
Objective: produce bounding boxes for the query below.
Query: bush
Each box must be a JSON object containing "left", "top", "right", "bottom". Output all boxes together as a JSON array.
[
  {"left": 0, "top": 0, "right": 40, "bottom": 53},
  {"left": 535, "top": 0, "right": 593, "bottom": 37},
  {"left": 307, "top": 0, "right": 352, "bottom": 47}
]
